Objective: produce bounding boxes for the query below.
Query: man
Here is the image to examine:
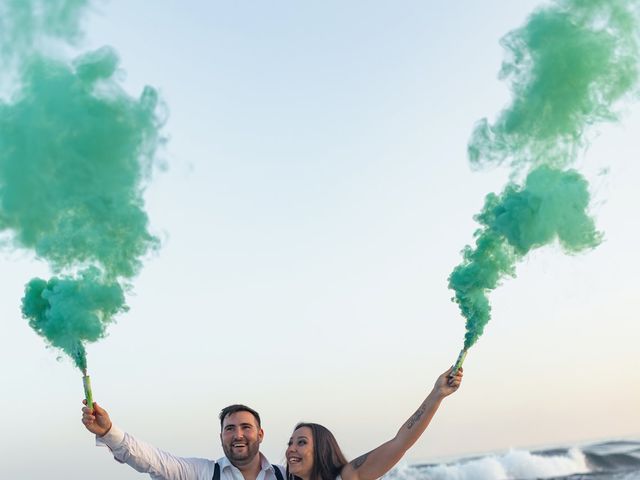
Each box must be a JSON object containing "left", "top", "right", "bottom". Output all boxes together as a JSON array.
[{"left": 82, "top": 401, "right": 285, "bottom": 480}]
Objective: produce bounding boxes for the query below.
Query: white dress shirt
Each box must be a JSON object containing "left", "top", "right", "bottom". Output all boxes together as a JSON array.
[{"left": 97, "top": 424, "right": 284, "bottom": 480}]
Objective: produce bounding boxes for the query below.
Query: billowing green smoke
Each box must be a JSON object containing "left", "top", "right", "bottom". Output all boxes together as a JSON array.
[
  {"left": 1, "top": 48, "right": 160, "bottom": 277},
  {"left": 469, "top": 0, "right": 640, "bottom": 170},
  {"left": 0, "top": 0, "right": 164, "bottom": 371},
  {"left": 450, "top": 166, "right": 601, "bottom": 349},
  {"left": 22, "top": 268, "right": 127, "bottom": 372},
  {"left": 0, "top": 0, "right": 88, "bottom": 60},
  {"left": 450, "top": 0, "right": 640, "bottom": 350}
]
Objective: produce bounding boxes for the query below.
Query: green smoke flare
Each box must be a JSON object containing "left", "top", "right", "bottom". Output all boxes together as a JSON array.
[
  {"left": 0, "top": 0, "right": 164, "bottom": 370},
  {"left": 450, "top": 0, "right": 640, "bottom": 350}
]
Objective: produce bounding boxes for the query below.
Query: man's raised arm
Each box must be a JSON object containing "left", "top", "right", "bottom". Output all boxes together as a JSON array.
[{"left": 81, "top": 401, "right": 214, "bottom": 480}]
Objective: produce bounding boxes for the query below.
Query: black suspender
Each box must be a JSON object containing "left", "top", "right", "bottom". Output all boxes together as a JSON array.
[
  {"left": 213, "top": 462, "right": 285, "bottom": 480},
  {"left": 273, "top": 466, "right": 284, "bottom": 480}
]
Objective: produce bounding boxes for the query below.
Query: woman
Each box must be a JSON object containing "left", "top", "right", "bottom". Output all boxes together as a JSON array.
[{"left": 285, "top": 367, "right": 463, "bottom": 480}]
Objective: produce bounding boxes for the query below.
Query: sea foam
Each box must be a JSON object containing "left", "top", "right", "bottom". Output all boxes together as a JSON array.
[{"left": 387, "top": 447, "right": 589, "bottom": 480}]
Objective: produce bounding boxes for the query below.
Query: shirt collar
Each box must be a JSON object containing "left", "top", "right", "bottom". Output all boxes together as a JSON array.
[{"left": 217, "top": 453, "right": 274, "bottom": 472}]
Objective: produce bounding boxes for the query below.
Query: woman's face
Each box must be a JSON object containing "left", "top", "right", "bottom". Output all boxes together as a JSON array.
[{"left": 286, "top": 426, "right": 314, "bottom": 479}]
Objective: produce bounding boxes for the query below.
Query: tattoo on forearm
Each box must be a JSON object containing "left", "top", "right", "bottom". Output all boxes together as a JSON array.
[
  {"left": 406, "top": 400, "right": 427, "bottom": 429},
  {"left": 350, "top": 452, "right": 370, "bottom": 470}
]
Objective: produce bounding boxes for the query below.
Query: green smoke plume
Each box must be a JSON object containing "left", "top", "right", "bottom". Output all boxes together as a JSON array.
[
  {"left": 0, "top": 49, "right": 160, "bottom": 277},
  {"left": 0, "top": 0, "right": 88, "bottom": 59},
  {"left": 450, "top": 166, "right": 601, "bottom": 349},
  {"left": 22, "top": 268, "right": 127, "bottom": 372},
  {"left": 469, "top": 0, "right": 640, "bottom": 170},
  {"left": 450, "top": 0, "right": 640, "bottom": 350},
  {"left": 0, "top": 0, "right": 164, "bottom": 370}
]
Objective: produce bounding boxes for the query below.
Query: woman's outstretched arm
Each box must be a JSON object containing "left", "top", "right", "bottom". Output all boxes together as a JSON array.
[{"left": 341, "top": 367, "right": 463, "bottom": 480}]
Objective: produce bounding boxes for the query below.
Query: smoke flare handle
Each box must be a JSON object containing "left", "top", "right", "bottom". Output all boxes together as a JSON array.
[
  {"left": 82, "top": 373, "right": 94, "bottom": 413},
  {"left": 450, "top": 349, "right": 468, "bottom": 377}
]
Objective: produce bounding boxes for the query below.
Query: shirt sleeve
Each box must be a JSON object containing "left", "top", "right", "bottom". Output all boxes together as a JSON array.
[{"left": 96, "top": 425, "right": 214, "bottom": 480}]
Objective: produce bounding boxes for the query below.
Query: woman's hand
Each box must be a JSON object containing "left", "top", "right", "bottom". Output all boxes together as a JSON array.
[{"left": 433, "top": 367, "right": 463, "bottom": 399}]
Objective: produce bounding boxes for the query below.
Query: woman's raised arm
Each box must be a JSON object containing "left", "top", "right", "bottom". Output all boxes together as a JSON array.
[{"left": 340, "top": 367, "right": 463, "bottom": 480}]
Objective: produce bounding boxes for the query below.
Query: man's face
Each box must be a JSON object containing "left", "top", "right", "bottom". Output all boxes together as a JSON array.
[{"left": 220, "top": 411, "right": 264, "bottom": 467}]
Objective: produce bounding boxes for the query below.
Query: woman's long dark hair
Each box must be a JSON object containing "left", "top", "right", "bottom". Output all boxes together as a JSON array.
[{"left": 287, "top": 422, "right": 348, "bottom": 480}]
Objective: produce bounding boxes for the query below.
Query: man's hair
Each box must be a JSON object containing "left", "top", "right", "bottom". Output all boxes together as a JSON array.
[{"left": 219, "top": 404, "right": 262, "bottom": 429}]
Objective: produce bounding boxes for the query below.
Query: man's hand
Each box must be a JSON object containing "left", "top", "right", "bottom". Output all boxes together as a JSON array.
[
  {"left": 433, "top": 367, "right": 463, "bottom": 399},
  {"left": 81, "top": 401, "right": 113, "bottom": 437}
]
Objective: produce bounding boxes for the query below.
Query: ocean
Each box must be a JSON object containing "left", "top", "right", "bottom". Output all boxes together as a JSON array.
[{"left": 386, "top": 440, "right": 640, "bottom": 480}]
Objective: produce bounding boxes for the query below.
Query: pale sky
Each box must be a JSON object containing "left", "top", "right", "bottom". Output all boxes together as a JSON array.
[{"left": 1, "top": 1, "right": 639, "bottom": 479}]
